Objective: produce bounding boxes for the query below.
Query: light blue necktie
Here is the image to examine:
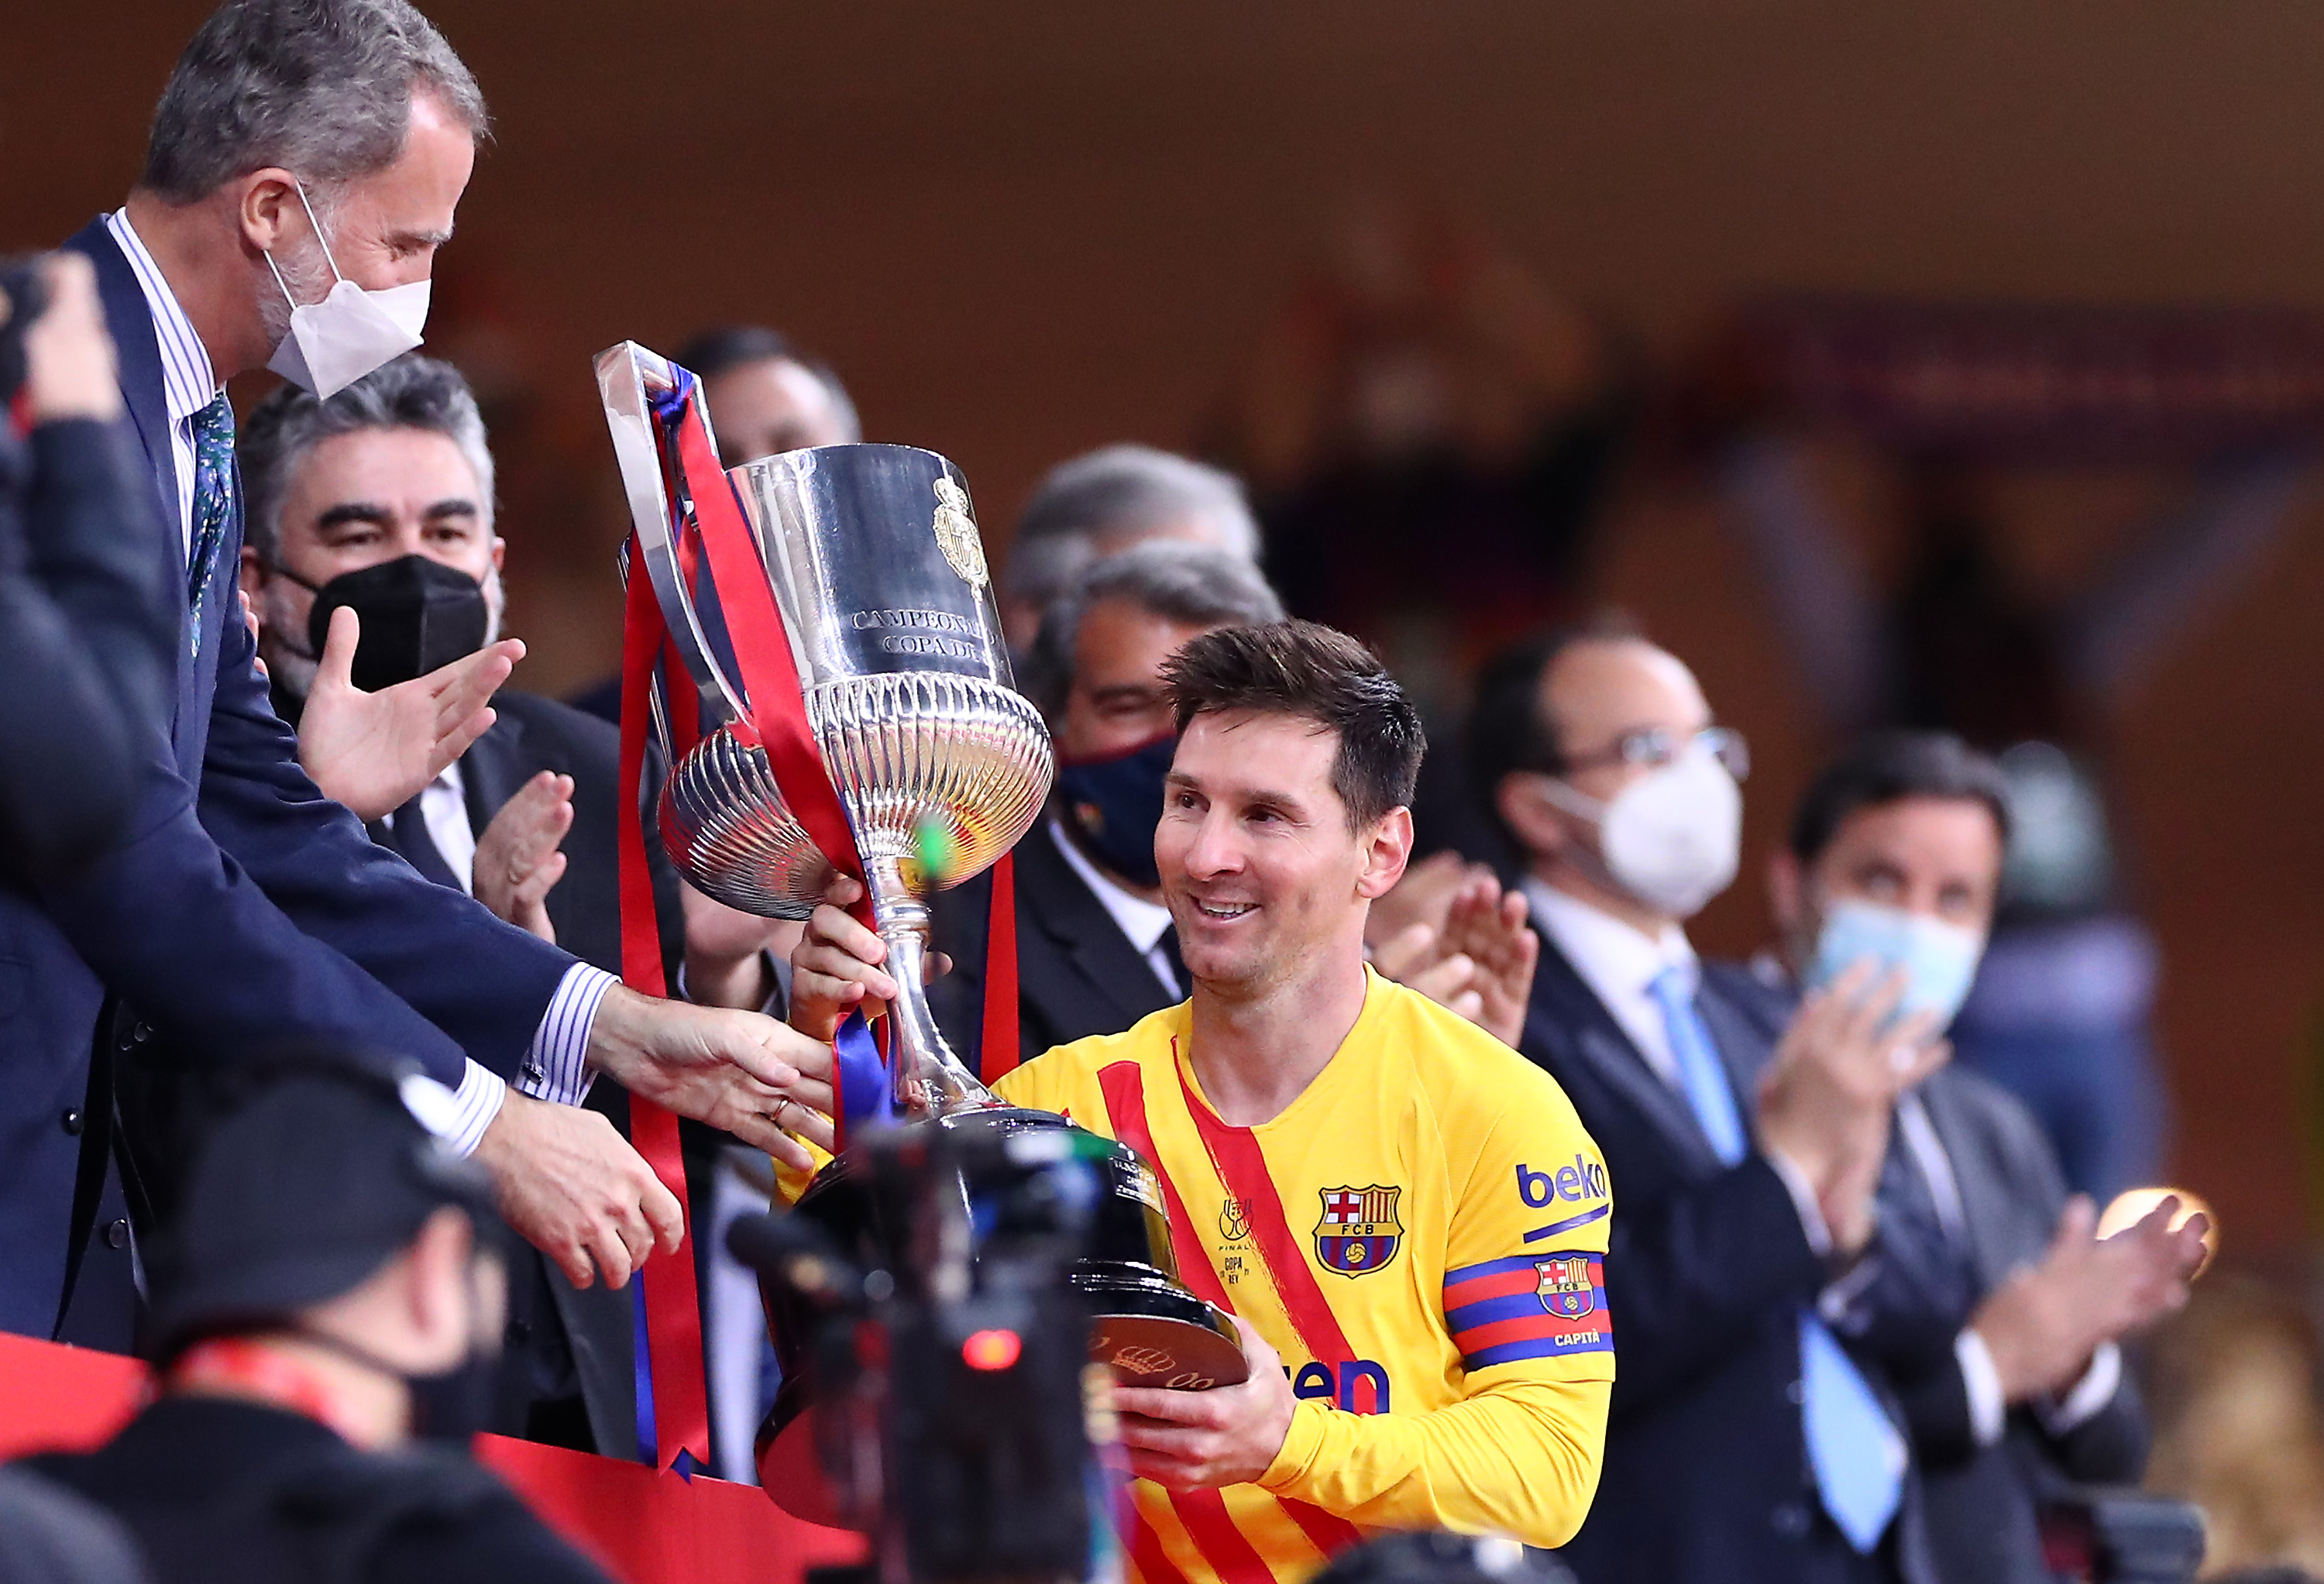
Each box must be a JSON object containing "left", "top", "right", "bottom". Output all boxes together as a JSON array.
[
  {"left": 1648, "top": 966, "right": 1906, "bottom": 1553},
  {"left": 185, "top": 391, "right": 235, "bottom": 658}
]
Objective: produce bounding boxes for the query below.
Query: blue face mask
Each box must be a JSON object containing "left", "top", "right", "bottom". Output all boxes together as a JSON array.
[
  {"left": 1805, "top": 899, "right": 1987, "bottom": 1029},
  {"left": 1054, "top": 734, "right": 1177, "bottom": 888}
]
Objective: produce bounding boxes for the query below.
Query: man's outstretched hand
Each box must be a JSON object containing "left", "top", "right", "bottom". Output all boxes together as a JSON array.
[
  {"left": 586, "top": 984, "right": 837, "bottom": 1169},
  {"left": 472, "top": 1088, "right": 681, "bottom": 1290},
  {"left": 297, "top": 606, "right": 521, "bottom": 821}
]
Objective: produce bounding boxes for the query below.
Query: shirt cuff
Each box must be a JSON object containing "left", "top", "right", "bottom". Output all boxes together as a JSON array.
[
  {"left": 1955, "top": 1328, "right": 2008, "bottom": 1447},
  {"left": 2037, "top": 1342, "right": 2122, "bottom": 1436},
  {"left": 442, "top": 1060, "right": 509, "bottom": 1156},
  {"left": 1762, "top": 1146, "right": 1834, "bottom": 1258},
  {"left": 520, "top": 963, "right": 617, "bottom": 1105}
]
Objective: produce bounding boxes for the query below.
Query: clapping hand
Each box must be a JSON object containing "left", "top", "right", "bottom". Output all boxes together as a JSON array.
[
  {"left": 473, "top": 771, "right": 574, "bottom": 943},
  {"left": 1369, "top": 854, "right": 1538, "bottom": 1046},
  {"left": 297, "top": 605, "right": 521, "bottom": 821}
]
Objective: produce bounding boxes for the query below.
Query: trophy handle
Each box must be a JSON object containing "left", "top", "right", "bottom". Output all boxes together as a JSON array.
[{"left": 594, "top": 341, "right": 748, "bottom": 730}]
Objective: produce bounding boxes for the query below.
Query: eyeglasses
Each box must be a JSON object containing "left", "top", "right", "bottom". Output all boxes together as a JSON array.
[{"left": 1557, "top": 726, "right": 1749, "bottom": 782}]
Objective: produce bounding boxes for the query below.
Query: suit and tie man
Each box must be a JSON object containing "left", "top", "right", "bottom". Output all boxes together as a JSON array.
[
  {"left": 794, "top": 621, "right": 1616, "bottom": 1579},
  {"left": 1761, "top": 732, "right": 2208, "bottom": 1584},
  {"left": 18, "top": 0, "right": 833, "bottom": 1350},
  {"left": 1467, "top": 627, "right": 1951, "bottom": 1584}
]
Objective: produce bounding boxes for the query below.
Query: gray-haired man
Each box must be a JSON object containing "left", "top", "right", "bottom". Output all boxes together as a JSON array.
[
  {"left": 997, "top": 444, "right": 1263, "bottom": 646},
  {"left": 26, "top": 0, "right": 832, "bottom": 1351}
]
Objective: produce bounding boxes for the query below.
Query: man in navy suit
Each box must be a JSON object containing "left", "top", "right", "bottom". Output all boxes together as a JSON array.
[
  {"left": 1467, "top": 627, "right": 1948, "bottom": 1584},
  {"left": 12, "top": 0, "right": 834, "bottom": 1351},
  {"left": 1756, "top": 733, "right": 2204, "bottom": 1584}
]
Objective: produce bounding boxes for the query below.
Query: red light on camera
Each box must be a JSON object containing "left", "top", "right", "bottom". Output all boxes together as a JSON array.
[{"left": 961, "top": 1328, "right": 1023, "bottom": 1371}]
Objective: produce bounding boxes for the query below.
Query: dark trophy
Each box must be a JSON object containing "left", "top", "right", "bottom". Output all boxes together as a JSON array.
[{"left": 594, "top": 343, "right": 1246, "bottom": 1514}]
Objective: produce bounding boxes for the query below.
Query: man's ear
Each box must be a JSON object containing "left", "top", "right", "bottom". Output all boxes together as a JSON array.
[
  {"left": 1356, "top": 806, "right": 1415, "bottom": 901},
  {"left": 237, "top": 169, "right": 306, "bottom": 259},
  {"left": 1495, "top": 774, "right": 1569, "bottom": 862},
  {"left": 237, "top": 545, "right": 266, "bottom": 607},
  {"left": 490, "top": 537, "right": 507, "bottom": 575}
]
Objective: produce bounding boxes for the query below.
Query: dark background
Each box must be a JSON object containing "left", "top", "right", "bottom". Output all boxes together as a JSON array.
[{"left": 6, "top": 1, "right": 2322, "bottom": 1264}]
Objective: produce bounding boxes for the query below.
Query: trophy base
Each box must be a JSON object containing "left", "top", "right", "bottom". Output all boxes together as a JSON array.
[{"left": 1075, "top": 1264, "right": 1249, "bottom": 1390}]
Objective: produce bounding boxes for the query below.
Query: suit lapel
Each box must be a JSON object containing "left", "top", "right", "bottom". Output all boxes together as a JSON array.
[
  {"left": 1918, "top": 1074, "right": 2017, "bottom": 1289},
  {"left": 1016, "top": 825, "right": 1174, "bottom": 1026},
  {"left": 1528, "top": 933, "right": 1723, "bottom": 1174},
  {"left": 459, "top": 707, "right": 531, "bottom": 837}
]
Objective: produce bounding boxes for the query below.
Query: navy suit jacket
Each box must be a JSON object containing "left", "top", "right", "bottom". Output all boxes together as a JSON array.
[
  {"left": 1517, "top": 930, "right": 1930, "bottom": 1584},
  {"left": 0, "top": 219, "right": 576, "bottom": 1342}
]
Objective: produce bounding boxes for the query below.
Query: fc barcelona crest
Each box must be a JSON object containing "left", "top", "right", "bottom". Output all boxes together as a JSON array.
[
  {"left": 1536, "top": 1255, "right": 1597, "bottom": 1319},
  {"left": 1315, "top": 1186, "right": 1404, "bottom": 1277}
]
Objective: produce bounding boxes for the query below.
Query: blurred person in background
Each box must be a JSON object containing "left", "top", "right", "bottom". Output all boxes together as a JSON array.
[
  {"left": 995, "top": 443, "right": 1264, "bottom": 650},
  {"left": 1759, "top": 731, "right": 2206, "bottom": 1584},
  {"left": 29, "top": 0, "right": 833, "bottom": 1354},
  {"left": 1470, "top": 627, "right": 1946, "bottom": 1584},
  {"left": 17, "top": 1063, "right": 611, "bottom": 1584}
]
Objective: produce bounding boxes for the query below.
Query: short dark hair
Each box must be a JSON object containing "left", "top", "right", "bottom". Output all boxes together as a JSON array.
[
  {"left": 142, "top": 0, "right": 487, "bottom": 204},
  {"left": 676, "top": 323, "right": 861, "bottom": 443},
  {"left": 1464, "top": 615, "right": 1645, "bottom": 842},
  {"left": 1160, "top": 620, "right": 1424, "bottom": 830},
  {"left": 1789, "top": 731, "right": 2012, "bottom": 864}
]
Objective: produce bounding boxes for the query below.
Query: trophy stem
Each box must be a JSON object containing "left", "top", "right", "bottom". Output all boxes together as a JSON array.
[{"left": 865, "top": 854, "right": 998, "bottom": 1119}]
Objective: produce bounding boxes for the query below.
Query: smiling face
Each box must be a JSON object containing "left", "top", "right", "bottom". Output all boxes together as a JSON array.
[
  {"left": 1057, "top": 596, "right": 1216, "bottom": 760},
  {"left": 702, "top": 358, "right": 853, "bottom": 466},
  {"left": 240, "top": 424, "right": 503, "bottom": 689},
  {"left": 1156, "top": 708, "right": 1410, "bottom": 1000}
]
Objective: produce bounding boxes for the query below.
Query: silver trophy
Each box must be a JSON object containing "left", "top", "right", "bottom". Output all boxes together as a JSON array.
[
  {"left": 596, "top": 341, "right": 1047, "bottom": 1117},
  {"left": 595, "top": 345, "right": 1246, "bottom": 1520}
]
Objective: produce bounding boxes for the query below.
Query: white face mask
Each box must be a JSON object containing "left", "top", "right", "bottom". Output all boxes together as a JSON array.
[
  {"left": 1541, "top": 744, "right": 1743, "bottom": 919},
  {"left": 264, "top": 181, "right": 429, "bottom": 399}
]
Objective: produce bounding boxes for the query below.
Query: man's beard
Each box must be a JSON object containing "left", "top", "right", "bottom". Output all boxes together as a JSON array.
[{"left": 259, "top": 226, "right": 338, "bottom": 352}]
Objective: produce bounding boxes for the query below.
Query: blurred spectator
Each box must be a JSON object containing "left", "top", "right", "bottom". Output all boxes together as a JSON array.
[
  {"left": 1723, "top": 442, "right": 2308, "bottom": 1197},
  {"left": 18, "top": 1063, "right": 612, "bottom": 1583},
  {"left": 933, "top": 538, "right": 1282, "bottom": 1070},
  {"left": 1470, "top": 627, "right": 1940, "bottom": 1584},
  {"left": 1760, "top": 731, "right": 2205, "bottom": 1584},
  {"left": 0, "top": 253, "right": 178, "bottom": 885},
  {"left": 996, "top": 444, "right": 1262, "bottom": 649},
  {"left": 1210, "top": 196, "right": 1633, "bottom": 720},
  {"left": 679, "top": 324, "right": 860, "bottom": 466},
  {"left": 2141, "top": 1274, "right": 2324, "bottom": 1578}
]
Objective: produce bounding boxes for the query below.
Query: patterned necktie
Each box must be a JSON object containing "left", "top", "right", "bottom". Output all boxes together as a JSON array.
[
  {"left": 1647, "top": 965, "right": 1907, "bottom": 1554},
  {"left": 185, "top": 391, "right": 236, "bottom": 658}
]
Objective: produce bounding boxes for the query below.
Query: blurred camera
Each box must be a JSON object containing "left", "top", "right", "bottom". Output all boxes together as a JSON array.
[
  {"left": 2042, "top": 1489, "right": 2208, "bottom": 1584},
  {"left": 730, "top": 1116, "right": 1119, "bottom": 1584}
]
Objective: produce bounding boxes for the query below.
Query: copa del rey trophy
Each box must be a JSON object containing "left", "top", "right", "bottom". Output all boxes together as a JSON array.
[{"left": 595, "top": 342, "right": 1246, "bottom": 1506}]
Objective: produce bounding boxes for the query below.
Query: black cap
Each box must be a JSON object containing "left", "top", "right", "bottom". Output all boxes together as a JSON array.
[{"left": 146, "top": 1062, "right": 500, "bottom": 1357}]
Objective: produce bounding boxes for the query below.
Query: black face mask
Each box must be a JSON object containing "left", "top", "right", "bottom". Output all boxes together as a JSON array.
[
  {"left": 296, "top": 555, "right": 490, "bottom": 692},
  {"left": 402, "top": 1345, "right": 499, "bottom": 1446},
  {"left": 1054, "top": 734, "right": 1177, "bottom": 889}
]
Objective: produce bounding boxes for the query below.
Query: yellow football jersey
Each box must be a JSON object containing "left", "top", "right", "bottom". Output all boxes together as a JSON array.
[{"left": 995, "top": 967, "right": 1614, "bottom": 1584}]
